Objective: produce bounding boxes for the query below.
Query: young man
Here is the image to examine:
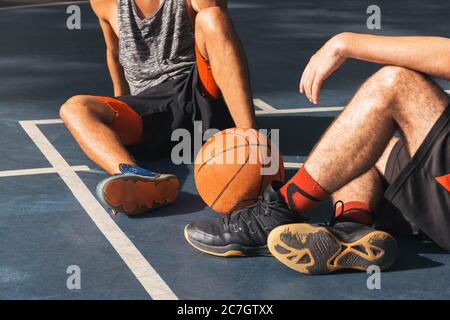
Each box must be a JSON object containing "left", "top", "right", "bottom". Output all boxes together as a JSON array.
[
  {"left": 185, "top": 33, "right": 450, "bottom": 274},
  {"left": 60, "top": 0, "right": 256, "bottom": 215}
]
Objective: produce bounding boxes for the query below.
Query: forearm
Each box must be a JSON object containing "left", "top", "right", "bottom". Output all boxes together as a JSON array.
[
  {"left": 338, "top": 32, "right": 450, "bottom": 79},
  {"left": 106, "top": 50, "right": 130, "bottom": 96}
]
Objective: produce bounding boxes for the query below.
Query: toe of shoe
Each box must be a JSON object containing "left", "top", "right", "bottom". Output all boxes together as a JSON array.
[
  {"left": 185, "top": 221, "right": 225, "bottom": 246},
  {"left": 96, "top": 177, "right": 112, "bottom": 207},
  {"left": 185, "top": 222, "right": 209, "bottom": 243},
  {"left": 184, "top": 223, "right": 197, "bottom": 240}
]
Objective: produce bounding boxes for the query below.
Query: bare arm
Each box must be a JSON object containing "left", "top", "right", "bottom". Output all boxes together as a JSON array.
[
  {"left": 90, "top": 0, "right": 130, "bottom": 96},
  {"left": 300, "top": 32, "right": 450, "bottom": 104},
  {"left": 341, "top": 33, "right": 450, "bottom": 79}
]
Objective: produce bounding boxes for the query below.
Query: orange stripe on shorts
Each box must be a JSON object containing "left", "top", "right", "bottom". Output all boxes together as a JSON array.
[
  {"left": 195, "top": 44, "right": 221, "bottom": 99},
  {"left": 96, "top": 96, "right": 144, "bottom": 146}
]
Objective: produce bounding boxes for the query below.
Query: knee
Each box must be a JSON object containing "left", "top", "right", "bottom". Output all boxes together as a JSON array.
[
  {"left": 59, "top": 95, "right": 94, "bottom": 123},
  {"left": 372, "top": 66, "right": 448, "bottom": 108},
  {"left": 373, "top": 66, "right": 420, "bottom": 89},
  {"left": 195, "top": 7, "right": 229, "bottom": 36},
  {"left": 361, "top": 66, "right": 426, "bottom": 114},
  {"left": 60, "top": 95, "right": 86, "bottom": 119}
]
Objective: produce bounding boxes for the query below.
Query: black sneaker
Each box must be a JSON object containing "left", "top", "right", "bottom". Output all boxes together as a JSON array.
[
  {"left": 184, "top": 182, "right": 305, "bottom": 257},
  {"left": 268, "top": 204, "right": 397, "bottom": 274}
]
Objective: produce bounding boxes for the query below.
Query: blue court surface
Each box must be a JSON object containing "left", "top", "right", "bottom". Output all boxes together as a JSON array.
[{"left": 0, "top": 0, "right": 450, "bottom": 300}]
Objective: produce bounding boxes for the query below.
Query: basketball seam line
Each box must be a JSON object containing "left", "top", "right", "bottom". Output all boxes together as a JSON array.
[
  {"left": 209, "top": 134, "right": 262, "bottom": 211},
  {"left": 210, "top": 150, "right": 251, "bottom": 210},
  {"left": 194, "top": 129, "right": 271, "bottom": 177},
  {"left": 195, "top": 143, "right": 270, "bottom": 176}
]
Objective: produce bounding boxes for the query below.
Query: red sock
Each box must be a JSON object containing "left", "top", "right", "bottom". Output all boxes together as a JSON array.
[
  {"left": 337, "top": 201, "right": 374, "bottom": 226},
  {"left": 280, "top": 166, "right": 329, "bottom": 213}
]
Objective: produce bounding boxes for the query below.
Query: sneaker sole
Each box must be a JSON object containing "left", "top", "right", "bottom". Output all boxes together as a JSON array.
[
  {"left": 183, "top": 225, "right": 270, "bottom": 257},
  {"left": 97, "top": 175, "right": 179, "bottom": 216},
  {"left": 268, "top": 224, "right": 397, "bottom": 274}
]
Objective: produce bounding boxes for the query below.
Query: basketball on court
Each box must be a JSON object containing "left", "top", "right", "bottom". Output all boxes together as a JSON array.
[{"left": 194, "top": 128, "right": 285, "bottom": 215}]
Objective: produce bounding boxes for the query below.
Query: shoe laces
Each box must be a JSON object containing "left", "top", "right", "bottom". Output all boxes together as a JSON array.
[
  {"left": 319, "top": 200, "right": 345, "bottom": 227},
  {"left": 223, "top": 196, "right": 276, "bottom": 232}
]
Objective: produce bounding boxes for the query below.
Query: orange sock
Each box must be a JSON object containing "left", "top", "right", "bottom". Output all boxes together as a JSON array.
[
  {"left": 279, "top": 166, "right": 329, "bottom": 213},
  {"left": 337, "top": 201, "right": 374, "bottom": 226}
]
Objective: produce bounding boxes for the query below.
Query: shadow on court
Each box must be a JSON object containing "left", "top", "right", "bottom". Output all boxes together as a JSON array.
[{"left": 390, "top": 238, "right": 446, "bottom": 272}]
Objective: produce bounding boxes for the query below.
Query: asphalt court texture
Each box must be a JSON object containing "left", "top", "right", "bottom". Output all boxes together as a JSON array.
[{"left": 1, "top": 0, "right": 450, "bottom": 299}]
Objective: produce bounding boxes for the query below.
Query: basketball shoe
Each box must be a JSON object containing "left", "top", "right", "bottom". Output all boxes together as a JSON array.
[
  {"left": 184, "top": 182, "right": 305, "bottom": 256},
  {"left": 268, "top": 207, "right": 397, "bottom": 274},
  {"left": 96, "top": 164, "right": 179, "bottom": 216}
]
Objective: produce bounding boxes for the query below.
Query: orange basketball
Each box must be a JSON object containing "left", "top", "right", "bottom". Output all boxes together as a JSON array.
[{"left": 194, "top": 128, "right": 285, "bottom": 215}]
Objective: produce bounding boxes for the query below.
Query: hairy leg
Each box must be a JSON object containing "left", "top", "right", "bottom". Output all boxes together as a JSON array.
[
  {"left": 331, "top": 137, "right": 399, "bottom": 209},
  {"left": 305, "top": 66, "right": 449, "bottom": 193},
  {"left": 331, "top": 169, "right": 384, "bottom": 209},
  {"left": 195, "top": 7, "right": 255, "bottom": 129},
  {"left": 60, "top": 95, "right": 136, "bottom": 174}
]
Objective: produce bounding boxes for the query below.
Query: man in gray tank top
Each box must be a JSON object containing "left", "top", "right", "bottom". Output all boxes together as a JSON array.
[{"left": 60, "top": 0, "right": 256, "bottom": 216}]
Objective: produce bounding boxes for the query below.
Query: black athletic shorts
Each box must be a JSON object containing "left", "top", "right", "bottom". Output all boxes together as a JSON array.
[
  {"left": 382, "top": 105, "right": 450, "bottom": 250},
  {"left": 116, "top": 64, "right": 235, "bottom": 154}
]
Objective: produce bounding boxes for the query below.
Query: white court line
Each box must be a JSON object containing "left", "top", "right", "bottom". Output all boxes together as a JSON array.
[
  {"left": 0, "top": 165, "right": 89, "bottom": 177},
  {"left": 284, "top": 162, "right": 303, "bottom": 169},
  {"left": 19, "top": 120, "right": 178, "bottom": 300},
  {"left": 257, "top": 89, "right": 450, "bottom": 115},
  {"left": 253, "top": 99, "right": 277, "bottom": 112},
  {"left": 30, "top": 119, "right": 63, "bottom": 125},
  {"left": 256, "top": 106, "right": 344, "bottom": 115},
  {"left": 0, "top": 1, "right": 88, "bottom": 12}
]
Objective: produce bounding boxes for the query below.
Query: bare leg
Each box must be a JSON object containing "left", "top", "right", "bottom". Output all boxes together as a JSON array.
[
  {"left": 331, "top": 169, "right": 384, "bottom": 209},
  {"left": 305, "top": 66, "right": 449, "bottom": 193},
  {"left": 331, "top": 137, "right": 399, "bottom": 210},
  {"left": 60, "top": 95, "right": 136, "bottom": 174},
  {"left": 195, "top": 7, "right": 256, "bottom": 129}
]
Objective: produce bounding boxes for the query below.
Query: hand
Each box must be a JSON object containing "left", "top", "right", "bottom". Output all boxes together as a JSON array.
[{"left": 300, "top": 34, "right": 348, "bottom": 104}]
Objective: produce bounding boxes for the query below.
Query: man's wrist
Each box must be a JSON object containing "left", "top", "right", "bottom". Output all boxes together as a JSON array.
[{"left": 332, "top": 32, "right": 352, "bottom": 59}]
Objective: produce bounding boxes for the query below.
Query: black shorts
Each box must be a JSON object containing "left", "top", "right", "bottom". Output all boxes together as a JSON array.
[
  {"left": 381, "top": 105, "right": 450, "bottom": 250},
  {"left": 116, "top": 64, "right": 235, "bottom": 154}
]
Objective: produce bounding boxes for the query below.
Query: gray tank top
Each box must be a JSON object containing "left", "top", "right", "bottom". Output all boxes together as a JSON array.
[{"left": 118, "top": 0, "right": 195, "bottom": 95}]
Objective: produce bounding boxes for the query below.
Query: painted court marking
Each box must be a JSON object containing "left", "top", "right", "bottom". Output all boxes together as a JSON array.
[
  {"left": 17, "top": 120, "right": 178, "bottom": 300},
  {"left": 253, "top": 99, "right": 278, "bottom": 112},
  {"left": 0, "top": 165, "right": 89, "bottom": 178},
  {"left": 284, "top": 162, "right": 302, "bottom": 169},
  {"left": 255, "top": 90, "right": 450, "bottom": 115},
  {"left": 256, "top": 105, "right": 344, "bottom": 115},
  {"left": 254, "top": 99, "right": 344, "bottom": 115}
]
